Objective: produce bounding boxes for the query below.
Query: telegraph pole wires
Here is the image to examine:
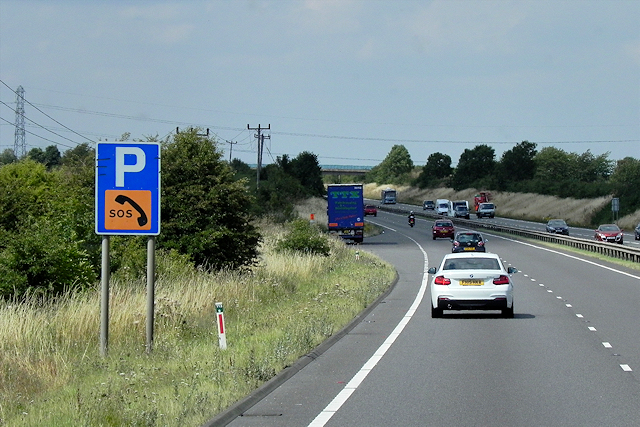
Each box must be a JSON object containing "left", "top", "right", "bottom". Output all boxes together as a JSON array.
[{"left": 247, "top": 124, "right": 270, "bottom": 188}]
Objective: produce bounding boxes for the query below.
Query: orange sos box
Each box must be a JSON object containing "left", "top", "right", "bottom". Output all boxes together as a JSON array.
[{"left": 105, "top": 190, "right": 152, "bottom": 230}]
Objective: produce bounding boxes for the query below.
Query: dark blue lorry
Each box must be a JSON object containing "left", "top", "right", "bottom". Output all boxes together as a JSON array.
[{"left": 327, "top": 184, "right": 364, "bottom": 243}]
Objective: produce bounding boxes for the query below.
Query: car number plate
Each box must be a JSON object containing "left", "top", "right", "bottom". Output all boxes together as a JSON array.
[
  {"left": 460, "top": 279, "right": 483, "bottom": 286},
  {"left": 463, "top": 247, "right": 475, "bottom": 251}
]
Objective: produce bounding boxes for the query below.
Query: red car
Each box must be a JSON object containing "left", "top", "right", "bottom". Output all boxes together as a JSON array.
[
  {"left": 364, "top": 205, "right": 377, "bottom": 217},
  {"left": 432, "top": 219, "right": 455, "bottom": 240},
  {"left": 594, "top": 224, "right": 624, "bottom": 244}
]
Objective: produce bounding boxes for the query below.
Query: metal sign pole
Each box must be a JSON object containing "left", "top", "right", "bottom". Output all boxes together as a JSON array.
[
  {"left": 146, "top": 236, "right": 156, "bottom": 353},
  {"left": 100, "top": 235, "right": 110, "bottom": 356}
]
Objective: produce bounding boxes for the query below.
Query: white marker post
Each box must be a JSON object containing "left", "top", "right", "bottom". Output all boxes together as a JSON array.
[{"left": 215, "top": 302, "right": 227, "bottom": 350}]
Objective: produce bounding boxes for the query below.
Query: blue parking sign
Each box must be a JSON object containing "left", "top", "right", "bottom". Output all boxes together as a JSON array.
[{"left": 95, "top": 142, "right": 161, "bottom": 235}]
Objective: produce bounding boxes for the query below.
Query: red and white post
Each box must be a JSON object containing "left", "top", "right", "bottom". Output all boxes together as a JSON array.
[{"left": 215, "top": 302, "right": 227, "bottom": 350}]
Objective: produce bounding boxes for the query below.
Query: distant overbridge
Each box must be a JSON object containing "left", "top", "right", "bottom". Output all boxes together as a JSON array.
[{"left": 320, "top": 165, "right": 372, "bottom": 176}]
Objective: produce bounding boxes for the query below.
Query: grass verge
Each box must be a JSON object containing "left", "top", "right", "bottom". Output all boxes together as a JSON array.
[{"left": 0, "top": 221, "right": 395, "bottom": 426}]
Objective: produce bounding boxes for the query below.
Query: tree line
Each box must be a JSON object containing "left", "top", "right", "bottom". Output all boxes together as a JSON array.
[
  {"left": 365, "top": 142, "right": 640, "bottom": 222},
  {"left": 0, "top": 130, "right": 325, "bottom": 299},
  {"left": 3, "top": 135, "right": 638, "bottom": 298}
]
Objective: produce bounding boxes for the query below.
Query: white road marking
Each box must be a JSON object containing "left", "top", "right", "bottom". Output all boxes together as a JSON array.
[
  {"left": 603, "top": 342, "right": 612, "bottom": 348},
  {"left": 588, "top": 327, "right": 597, "bottom": 331},
  {"left": 308, "top": 234, "right": 429, "bottom": 427},
  {"left": 621, "top": 364, "right": 633, "bottom": 372}
]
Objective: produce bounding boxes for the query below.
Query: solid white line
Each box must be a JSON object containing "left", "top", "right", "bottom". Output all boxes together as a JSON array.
[{"left": 308, "top": 234, "right": 429, "bottom": 427}]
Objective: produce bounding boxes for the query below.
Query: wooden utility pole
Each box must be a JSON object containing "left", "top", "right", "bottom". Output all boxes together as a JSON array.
[{"left": 247, "top": 124, "right": 270, "bottom": 188}]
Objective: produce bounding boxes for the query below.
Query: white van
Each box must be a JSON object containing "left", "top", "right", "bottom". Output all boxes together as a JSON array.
[{"left": 436, "top": 199, "right": 449, "bottom": 215}]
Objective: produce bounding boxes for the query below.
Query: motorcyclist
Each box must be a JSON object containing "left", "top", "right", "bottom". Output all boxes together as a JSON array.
[{"left": 408, "top": 211, "right": 415, "bottom": 225}]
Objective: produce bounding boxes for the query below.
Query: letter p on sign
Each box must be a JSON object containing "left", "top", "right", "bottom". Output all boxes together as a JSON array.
[{"left": 116, "top": 147, "right": 146, "bottom": 187}]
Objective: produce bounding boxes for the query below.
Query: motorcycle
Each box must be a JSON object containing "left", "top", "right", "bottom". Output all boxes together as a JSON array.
[{"left": 408, "top": 216, "right": 415, "bottom": 227}]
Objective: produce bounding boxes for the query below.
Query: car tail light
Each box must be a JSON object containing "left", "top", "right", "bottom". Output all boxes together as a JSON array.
[
  {"left": 453, "top": 241, "right": 460, "bottom": 247},
  {"left": 493, "top": 275, "right": 510, "bottom": 285},
  {"left": 434, "top": 276, "right": 451, "bottom": 285},
  {"left": 478, "top": 241, "right": 484, "bottom": 247}
]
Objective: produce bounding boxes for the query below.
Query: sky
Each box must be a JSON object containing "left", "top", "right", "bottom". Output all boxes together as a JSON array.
[{"left": 0, "top": 0, "right": 638, "bottom": 168}]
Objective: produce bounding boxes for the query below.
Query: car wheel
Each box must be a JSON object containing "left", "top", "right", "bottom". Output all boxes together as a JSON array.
[
  {"left": 432, "top": 236, "right": 436, "bottom": 240},
  {"left": 431, "top": 305, "right": 442, "bottom": 318},
  {"left": 502, "top": 304, "right": 514, "bottom": 318}
]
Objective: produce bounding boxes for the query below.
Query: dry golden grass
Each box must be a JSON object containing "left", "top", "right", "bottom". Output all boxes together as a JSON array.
[
  {"left": 364, "top": 182, "right": 640, "bottom": 229},
  {"left": 0, "top": 211, "right": 395, "bottom": 426}
]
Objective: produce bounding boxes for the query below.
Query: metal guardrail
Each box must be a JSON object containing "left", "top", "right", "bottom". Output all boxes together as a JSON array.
[{"left": 379, "top": 205, "right": 640, "bottom": 264}]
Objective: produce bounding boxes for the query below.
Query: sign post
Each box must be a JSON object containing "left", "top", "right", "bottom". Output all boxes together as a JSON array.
[
  {"left": 96, "top": 142, "right": 161, "bottom": 355},
  {"left": 612, "top": 197, "right": 620, "bottom": 223}
]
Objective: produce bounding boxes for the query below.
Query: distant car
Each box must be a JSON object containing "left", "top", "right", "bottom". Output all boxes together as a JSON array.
[
  {"left": 453, "top": 205, "right": 470, "bottom": 219},
  {"left": 432, "top": 219, "right": 455, "bottom": 240},
  {"left": 636, "top": 223, "right": 640, "bottom": 241},
  {"left": 546, "top": 219, "right": 569, "bottom": 235},
  {"left": 451, "top": 231, "right": 486, "bottom": 253},
  {"left": 476, "top": 202, "right": 495, "bottom": 218},
  {"left": 594, "top": 224, "right": 624, "bottom": 244},
  {"left": 423, "top": 200, "right": 435, "bottom": 210},
  {"left": 364, "top": 205, "right": 377, "bottom": 217},
  {"left": 428, "top": 252, "right": 518, "bottom": 318}
]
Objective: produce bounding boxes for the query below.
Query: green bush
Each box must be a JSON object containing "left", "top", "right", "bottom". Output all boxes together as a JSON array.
[
  {"left": 275, "top": 219, "right": 331, "bottom": 256},
  {"left": 0, "top": 216, "right": 95, "bottom": 298}
]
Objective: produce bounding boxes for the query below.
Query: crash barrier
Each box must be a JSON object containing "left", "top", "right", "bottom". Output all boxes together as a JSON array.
[{"left": 378, "top": 205, "right": 640, "bottom": 264}]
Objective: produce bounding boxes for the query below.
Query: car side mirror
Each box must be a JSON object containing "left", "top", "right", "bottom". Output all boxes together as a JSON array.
[
  {"left": 507, "top": 267, "right": 518, "bottom": 274},
  {"left": 428, "top": 267, "right": 437, "bottom": 274}
]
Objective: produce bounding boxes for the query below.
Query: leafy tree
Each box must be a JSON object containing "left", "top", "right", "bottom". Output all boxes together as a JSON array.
[
  {"left": 571, "top": 150, "right": 614, "bottom": 183},
  {"left": 256, "top": 162, "right": 305, "bottom": 221},
  {"left": 159, "top": 129, "right": 261, "bottom": 270},
  {"left": 0, "top": 160, "right": 98, "bottom": 297},
  {"left": 496, "top": 141, "right": 537, "bottom": 189},
  {"left": 0, "top": 149, "right": 17, "bottom": 166},
  {"left": 61, "top": 143, "right": 95, "bottom": 168},
  {"left": 230, "top": 158, "right": 253, "bottom": 175},
  {"left": 534, "top": 147, "right": 571, "bottom": 181},
  {"left": 451, "top": 144, "right": 496, "bottom": 190},
  {"left": 27, "top": 145, "right": 61, "bottom": 169},
  {"left": 0, "top": 160, "right": 52, "bottom": 230},
  {"left": 414, "top": 152, "right": 453, "bottom": 188},
  {"left": 366, "top": 145, "right": 413, "bottom": 184},
  {"left": 609, "top": 156, "right": 640, "bottom": 210},
  {"left": 0, "top": 215, "right": 95, "bottom": 297},
  {"left": 290, "top": 151, "right": 325, "bottom": 197}
]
